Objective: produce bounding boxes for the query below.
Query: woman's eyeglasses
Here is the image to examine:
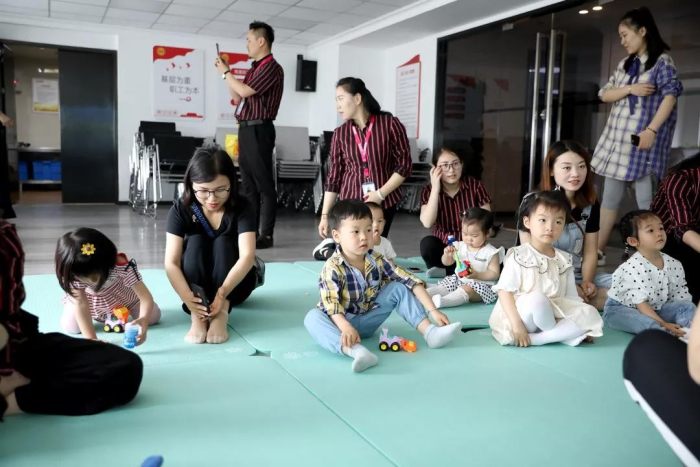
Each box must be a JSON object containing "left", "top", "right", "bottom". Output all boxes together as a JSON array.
[
  {"left": 437, "top": 161, "right": 462, "bottom": 171},
  {"left": 193, "top": 187, "right": 231, "bottom": 199}
]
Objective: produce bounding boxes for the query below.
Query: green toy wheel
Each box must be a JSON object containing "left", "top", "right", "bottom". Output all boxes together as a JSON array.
[
  {"left": 113, "top": 325, "right": 122, "bottom": 333},
  {"left": 379, "top": 342, "right": 389, "bottom": 351},
  {"left": 390, "top": 342, "right": 401, "bottom": 352},
  {"left": 103, "top": 324, "right": 111, "bottom": 332}
]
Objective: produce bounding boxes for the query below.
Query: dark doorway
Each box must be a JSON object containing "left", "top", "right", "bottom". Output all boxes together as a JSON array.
[{"left": 59, "top": 49, "right": 117, "bottom": 203}]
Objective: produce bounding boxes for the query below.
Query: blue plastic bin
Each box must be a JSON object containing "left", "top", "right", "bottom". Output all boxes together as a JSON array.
[{"left": 18, "top": 161, "right": 28, "bottom": 181}]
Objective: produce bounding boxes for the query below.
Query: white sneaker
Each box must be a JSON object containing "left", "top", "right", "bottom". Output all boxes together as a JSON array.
[
  {"left": 313, "top": 238, "right": 336, "bottom": 261},
  {"left": 426, "top": 267, "right": 446, "bottom": 278},
  {"left": 679, "top": 327, "right": 691, "bottom": 344},
  {"left": 597, "top": 250, "right": 606, "bottom": 266}
]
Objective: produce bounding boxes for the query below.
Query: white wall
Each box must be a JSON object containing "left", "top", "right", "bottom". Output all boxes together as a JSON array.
[
  {"left": 13, "top": 55, "right": 61, "bottom": 148},
  {"left": 1, "top": 17, "right": 309, "bottom": 201},
  {"left": 306, "top": 42, "right": 340, "bottom": 137}
]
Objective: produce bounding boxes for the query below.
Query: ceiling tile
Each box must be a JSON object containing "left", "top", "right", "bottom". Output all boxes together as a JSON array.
[
  {"left": 205, "top": 20, "right": 250, "bottom": 34},
  {"left": 108, "top": 0, "right": 168, "bottom": 14},
  {"left": 50, "top": 11, "right": 103, "bottom": 21},
  {"left": 104, "top": 7, "right": 160, "bottom": 22},
  {"left": 102, "top": 16, "right": 155, "bottom": 28},
  {"left": 278, "top": 6, "right": 335, "bottom": 21},
  {"left": 271, "top": 26, "right": 302, "bottom": 38},
  {"left": 267, "top": 16, "right": 317, "bottom": 30},
  {"left": 152, "top": 22, "right": 201, "bottom": 34},
  {"left": 171, "top": 0, "right": 232, "bottom": 8},
  {"left": 216, "top": 10, "right": 263, "bottom": 24},
  {"left": 296, "top": 0, "right": 362, "bottom": 13},
  {"left": 326, "top": 12, "right": 369, "bottom": 27},
  {"left": 51, "top": 0, "right": 105, "bottom": 15},
  {"left": 357, "top": 2, "right": 396, "bottom": 16},
  {"left": 156, "top": 14, "right": 210, "bottom": 27},
  {"left": 304, "top": 22, "right": 341, "bottom": 35},
  {"left": 164, "top": 3, "right": 222, "bottom": 20},
  {"left": 2, "top": 0, "right": 47, "bottom": 8},
  {"left": 373, "top": 0, "right": 414, "bottom": 5},
  {"left": 0, "top": 5, "right": 48, "bottom": 16},
  {"left": 228, "top": 0, "right": 289, "bottom": 15},
  {"left": 291, "top": 30, "right": 328, "bottom": 41},
  {"left": 283, "top": 35, "right": 317, "bottom": 45},
  {"left": 263, "top": 0, "right": 298, "bottom": 4},
  {"left": 54, "top": 0, "right": 109, "bottom": 5}
]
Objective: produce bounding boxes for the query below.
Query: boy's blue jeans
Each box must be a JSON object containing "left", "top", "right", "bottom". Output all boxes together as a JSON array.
[
  {"left": 304, "top": 282, "right": 428, "bottom": 354},
  {"left": 603, "top": 298, "right": 696, "bottom": 335}
]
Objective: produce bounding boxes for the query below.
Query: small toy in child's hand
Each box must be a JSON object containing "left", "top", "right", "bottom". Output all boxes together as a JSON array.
[
  {"left": 456, "top": 259, "right": 472, "bottom": 279},
  {"left": 123, "top": 324, "right": 140, "bottom": 349},
  {"left": 378, "top": 327, "right": 417, "bottom": 352},
  {"left": 103, "top": 306, "right": 130, "bottom": 333}
]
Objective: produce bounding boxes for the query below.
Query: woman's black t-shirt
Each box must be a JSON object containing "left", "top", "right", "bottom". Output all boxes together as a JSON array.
[{"left": 166, "top": 198, "right": 256, "bottom": 242}]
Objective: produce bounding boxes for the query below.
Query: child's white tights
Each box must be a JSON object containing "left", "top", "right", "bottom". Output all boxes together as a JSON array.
[{"left": 516, "top": 292, "right": 587, "bottom": 346}]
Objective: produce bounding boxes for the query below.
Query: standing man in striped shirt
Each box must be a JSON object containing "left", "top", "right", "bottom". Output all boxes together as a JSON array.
[{"left": 215, "top": 21, "right": 284, "bottom": 249}]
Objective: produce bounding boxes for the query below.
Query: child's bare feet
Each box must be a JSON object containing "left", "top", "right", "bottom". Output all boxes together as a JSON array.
[
  {"left": 185, "top": 315, "right": 208, "bottom": 344},
  {"left": 206, "top": 310, "right": 229, "bottom": 344}
]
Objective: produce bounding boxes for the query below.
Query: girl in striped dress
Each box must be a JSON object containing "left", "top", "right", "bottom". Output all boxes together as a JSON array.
[{"left": 56, "top": 228, "right": 160, "bottom": 344}]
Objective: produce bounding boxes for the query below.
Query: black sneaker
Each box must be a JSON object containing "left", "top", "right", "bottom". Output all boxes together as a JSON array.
[
  {"left": 256, "top": 235, "right": 274, "bottom": 249},
  {"left": 313, "top": 238, "right": 336, "bottom": 260}
]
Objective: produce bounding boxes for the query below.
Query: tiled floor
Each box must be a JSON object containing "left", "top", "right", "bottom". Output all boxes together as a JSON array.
[{"left": 8, "top": 202, "right": 623, "bottom": 276}]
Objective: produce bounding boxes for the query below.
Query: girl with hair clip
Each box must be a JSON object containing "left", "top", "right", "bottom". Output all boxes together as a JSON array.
[
  {"left": 603, "top": 210, "right": 695, "bottom": 336},
  {"left": 489, "top": 192, "right": 604, "bottom": 347},
  {"left": 317, "top": 77, "right": 413, "bottom": 240},
  {"left": 517, "top": 140, "right": 611, "bottom": 310},
  {"left": 419, "top": 143, "right": 492, "bottom": 278},
  {"left": 165, "top": 145, "right": 261, "bottom": 344},
  {"left": 592, "top": 7, "right": 683, "bottom": 264},
  {"left": 56, "top": 228, "right": 160, "bottom": 344}
]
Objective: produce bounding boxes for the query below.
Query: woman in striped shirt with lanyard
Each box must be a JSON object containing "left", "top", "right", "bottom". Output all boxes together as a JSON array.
[
  {"left": 419, "top": 145, "right": 492, "bottom": 278},
  {"left": 317, "top": 77, "right": 413, "bottom": 240},
  {"left": 592, "top": 7, "right": 682, "bottom": 265}
]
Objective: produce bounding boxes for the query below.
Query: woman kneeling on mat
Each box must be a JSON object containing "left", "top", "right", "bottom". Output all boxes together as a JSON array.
[
  {"left": 0, "top": 220, "right": 143, "bottom": 418},
  {"left": 165, "top": 145, "right": 260, "bottom": 344}
]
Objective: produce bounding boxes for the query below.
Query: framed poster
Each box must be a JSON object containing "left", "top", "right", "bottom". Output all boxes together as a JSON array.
[
  {"left": 396, "top": 55, "right": 421, "bottom": 138},
  {"left": 32, "top": 78, "right": 59, "bottom": 113},
  {"left": 153, "top": 45, "right": 204, "bottom": 119}
]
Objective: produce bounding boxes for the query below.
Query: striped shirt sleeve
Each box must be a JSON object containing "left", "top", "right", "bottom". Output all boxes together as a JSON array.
[
  {"left": 473, "top": 178, "right": 492, "bottom": 206},
  {"left": 389, "top": 116, "right": 413, "bottom": 178},
  {"left": 246, "top": 62, "right": 282, "bottom": 95},
  {"left": 325, "top": 130, "right": 344, "bottom": 194}
]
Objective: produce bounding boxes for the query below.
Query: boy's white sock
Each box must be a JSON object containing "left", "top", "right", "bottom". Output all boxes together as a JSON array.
[
  {"left": 440, "top": 288, "right": 469, "bottom": 308},
  {"left": 345, "top": 344, "right": 378, "bottom": 372},
  {"left": 424, "top": 322, "right": 462, "bottom": 348}
]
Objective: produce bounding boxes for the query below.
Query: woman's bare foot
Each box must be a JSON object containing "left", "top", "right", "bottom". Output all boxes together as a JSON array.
[
  {"left": 185, "top": 315, "right": 208, "bottom": 344},
  {"left": 206, "top": 310, "right": 229, "bottom": 344},
  {"left": 0, "top": 371, "right": 30, "bottom": 397}
]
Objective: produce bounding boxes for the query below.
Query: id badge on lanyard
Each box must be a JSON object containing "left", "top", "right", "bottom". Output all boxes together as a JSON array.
[{"left": 352, "top": 116, "right": 376, "bottom": 195}]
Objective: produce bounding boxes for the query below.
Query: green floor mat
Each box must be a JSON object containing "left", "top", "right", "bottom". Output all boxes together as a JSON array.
[
  {"left": 229, "top": 262, "right": 320, "bottom": 353},
  {"left": 0, "top": 357, "right": 393, "bottom": 467},
  {"left": 272, "top": 327, "right": 676, "bottom": 467},
  {"left": 21, "top": 271, "right": 256, "bottom": 363}
]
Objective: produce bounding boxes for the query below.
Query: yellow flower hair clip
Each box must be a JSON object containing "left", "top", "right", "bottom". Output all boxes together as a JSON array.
[{"left": 81, "top": 243, "right": 96, "bottom": 256}]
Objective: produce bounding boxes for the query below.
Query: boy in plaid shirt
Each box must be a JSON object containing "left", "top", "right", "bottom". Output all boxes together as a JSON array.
[{"left": 304, "top": 200, "right": 461, "bottom": 372}]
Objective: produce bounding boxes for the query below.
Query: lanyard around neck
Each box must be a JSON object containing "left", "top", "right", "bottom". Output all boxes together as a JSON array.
[{"left": 351, "top": 115, "right": 376, "bottom": 180}]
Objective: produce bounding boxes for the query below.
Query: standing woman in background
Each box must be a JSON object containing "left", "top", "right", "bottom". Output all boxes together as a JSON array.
[
  {"left": 317, "top": 77, "right": 412, "bottom": 239},
  {"left": 592, "top": 7, "right": 682, "bottom": 264}
]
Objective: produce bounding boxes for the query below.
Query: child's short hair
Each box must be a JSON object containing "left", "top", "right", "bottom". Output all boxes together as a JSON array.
[
  {"left": 518, "top": 190, "right": 571, "bottom": 233},
  {"left": 55, "top": 228, "right": 117, "bottom": 294},
  {"left": 329, "top": 200, "right": 372, "bottom": 231},
  {"left": 365, "top": 201, "right": 383, "bottom": 215},
  {"left": 462, "top": 207, "right": 494, "bottom": 234},
  {"left": 618, "top": 209, "right": 661, "bottom": 260}
]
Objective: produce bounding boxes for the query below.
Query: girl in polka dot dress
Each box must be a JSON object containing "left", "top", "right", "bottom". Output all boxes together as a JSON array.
[{"left": 604, "top": 210, "right": 695, "bottom": 336}]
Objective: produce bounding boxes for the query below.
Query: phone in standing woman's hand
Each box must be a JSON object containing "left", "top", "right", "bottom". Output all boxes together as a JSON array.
[
  {"left": 216, "top": 42, "right": 220, "bottom": 58},
  {"left": 630, "top": 134, "right": 640, "bottom": 146},
  {"left": 189, "top": 283, "right": 211, "bottom": 312}
]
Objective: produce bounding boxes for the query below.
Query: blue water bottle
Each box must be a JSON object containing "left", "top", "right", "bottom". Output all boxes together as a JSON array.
[{"left": 123, "top": 324, "right": 139, "bottom": 349}]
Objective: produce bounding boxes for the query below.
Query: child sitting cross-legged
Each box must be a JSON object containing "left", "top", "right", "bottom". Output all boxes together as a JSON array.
[
  {"left": 603, "top": 210, "right": 695, "bottom": 337},
  {"left": 304, "top": 200, "right": 462, "bottom": 372}
]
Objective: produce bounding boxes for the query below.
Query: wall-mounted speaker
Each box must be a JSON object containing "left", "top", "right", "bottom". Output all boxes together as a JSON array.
[{"left": 296, "top": 54, "right": 317, "bottom": 92}]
